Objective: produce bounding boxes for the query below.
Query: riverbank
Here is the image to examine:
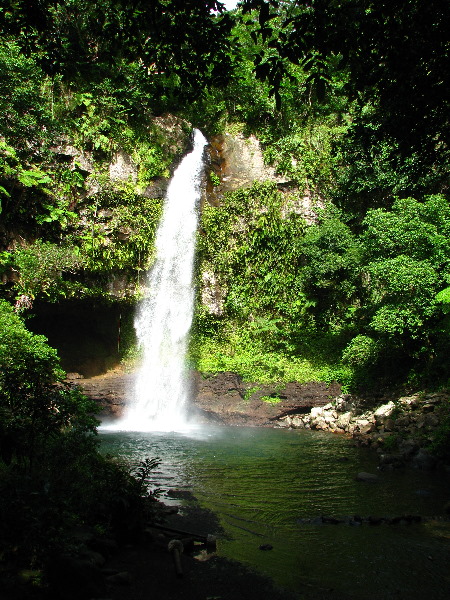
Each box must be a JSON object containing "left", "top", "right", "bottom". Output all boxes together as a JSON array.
[
  {"left": 277, "top": 390, "right": 450, "bottom": 471},
  {"left": 39, "top": 495, "right": 347, "bottom": 600},
  {"left": 72, "top": 368, "right": 342, "bottom": 425},
  {"left": 100, "top": 520, "right": 342, "bottom": 600},
  {"left": 75, "top": 367, "right": 449, "bottom": 469}
]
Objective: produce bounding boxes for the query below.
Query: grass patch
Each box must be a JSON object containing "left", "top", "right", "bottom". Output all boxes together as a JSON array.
[
  {"left": 243, "top": 385, "right": 261, "bottom": 401},
  {"left": 190, "top": 329, "right": 354, "bottom": 390},
  {"left": 261, "top": 395, "right": 282, "bottom": 404}
]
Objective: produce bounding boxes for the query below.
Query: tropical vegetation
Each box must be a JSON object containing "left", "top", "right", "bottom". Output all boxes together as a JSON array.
[{"left": 1, "top": 1, "right": 449, "bottom": 594}]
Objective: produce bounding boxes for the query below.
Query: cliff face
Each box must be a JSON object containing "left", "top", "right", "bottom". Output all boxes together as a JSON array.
[
  {"left": 3, "top": 125, "right": 314, "bottom": 377},
  {"left": 0, "top": 115, "right": 192, "bottom": 299},
  {"left": 1, "top": 122, "right": 312, "bottom": 302},
  {"left": 205, "top": 132, "right": 322, "bottom": 219},
  {"left": 0, "top": 114, "right": 195, "bottom": 375},
  {"left": 207, "top": 133, "right": 287, "bottom": 202}
]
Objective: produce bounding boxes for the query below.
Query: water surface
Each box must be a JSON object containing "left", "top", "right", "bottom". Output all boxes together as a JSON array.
[{"left": 100, "top": 426, "right": 450, "bottom": 599}]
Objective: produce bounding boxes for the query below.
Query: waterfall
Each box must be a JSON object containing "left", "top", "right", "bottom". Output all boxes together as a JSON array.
[{"left": 118, "top": 129, "right": 207, "bottom": 431}]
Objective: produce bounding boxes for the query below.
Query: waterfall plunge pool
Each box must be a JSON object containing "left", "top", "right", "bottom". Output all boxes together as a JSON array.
[{"left": 100, "top": 426, "right": 450, "bottom": 599}]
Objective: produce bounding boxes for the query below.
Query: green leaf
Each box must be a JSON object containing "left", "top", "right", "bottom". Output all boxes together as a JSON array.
[
  {"left": 0, "top": 185, "right": 10, "bottom": 198},
  {"left": 18, "top": 169, "right": 52, "bottom": 188},
  {"left": 436, "top": 287, "right": 450, "bottom": 313}
]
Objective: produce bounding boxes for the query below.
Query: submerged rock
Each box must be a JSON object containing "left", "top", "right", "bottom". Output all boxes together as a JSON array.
[
  {"left": 356, "top": 472, "right": 379, "bottom": 483},
  {"left": 411, "top": 449, "right": 437, "bottom": 470}
]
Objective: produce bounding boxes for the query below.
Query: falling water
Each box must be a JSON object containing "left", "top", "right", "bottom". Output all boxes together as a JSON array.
[{"left": 117, "top": 129, "right": 207, "bottom": 431}]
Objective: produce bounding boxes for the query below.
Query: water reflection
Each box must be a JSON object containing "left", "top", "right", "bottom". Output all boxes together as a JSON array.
[{"left": 100, "top": 426, "right": 450, "bottom": 599}]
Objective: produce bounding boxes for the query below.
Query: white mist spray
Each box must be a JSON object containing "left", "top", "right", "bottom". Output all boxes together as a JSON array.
[{"left": 118, "top": 129, "right": 207, "bottom": 431}]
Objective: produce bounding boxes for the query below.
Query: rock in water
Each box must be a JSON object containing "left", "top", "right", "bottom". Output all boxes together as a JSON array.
[{"left": 356, "top": 472, "right": 379, "bottom": 483}]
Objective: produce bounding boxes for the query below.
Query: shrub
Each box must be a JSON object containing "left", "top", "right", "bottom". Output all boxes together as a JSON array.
[{"left": 0, "top": 300, "right": 161, "bottom": 594}]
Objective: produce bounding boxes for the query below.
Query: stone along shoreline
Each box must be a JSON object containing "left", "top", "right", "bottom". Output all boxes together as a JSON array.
[{"left": 72, "top": 368, "right": 449, "bottom": 470}]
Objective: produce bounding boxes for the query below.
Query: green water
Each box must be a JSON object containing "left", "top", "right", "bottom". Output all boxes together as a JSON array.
[{"left": 100, "top": 426, "right": 450, "bottom": 599}]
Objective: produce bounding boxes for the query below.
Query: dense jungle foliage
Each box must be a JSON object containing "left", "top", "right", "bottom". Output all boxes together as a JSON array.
[{"left": 1, "top": 1, "right": 450, "bottom": 592}]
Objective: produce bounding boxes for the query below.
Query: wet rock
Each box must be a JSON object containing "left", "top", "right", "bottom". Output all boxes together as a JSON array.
[
  {"left": 337, "top": 412, "right": 352, "bottom": 429},
  {"left": 379, "top": 453, "right": 405, "bottom": 469},
  {"left": 259, "top": 544, "right": 273, "bottom": 551},
  {"left": 192, "top": 374, "right": 339, "bottom": 427},
  {"left": 76, "top": 368, "right": 133, "bottom": 418},
  {"left": 105, "top": 571, "right": 132, "bottom": 585},
  {"left": 356, "top": 472, "right": 379, "bottom": 483},
  {"left": 398, "top": 439, "right": 419, "bottom": 459},
  {"left": 411, "top": 449, "right": 437, "bottom": 470},
  {"left": 142, "top": 177, "right": 169, "bottom": 199},
  {"left": 153, "top": 113, "right": 192, "bottom": 158},
  {"left": 321, "top": 516, "right": 342, "bottom": 524}
]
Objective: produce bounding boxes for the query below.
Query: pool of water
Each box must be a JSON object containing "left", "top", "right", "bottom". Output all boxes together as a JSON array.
[{"left": 100, "top": 425, "right": 450, "bottom": 599}]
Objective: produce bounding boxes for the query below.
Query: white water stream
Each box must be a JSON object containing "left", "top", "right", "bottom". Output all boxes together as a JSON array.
[{"left": 115, "top": 129, "right": 207, "bottom": 431}]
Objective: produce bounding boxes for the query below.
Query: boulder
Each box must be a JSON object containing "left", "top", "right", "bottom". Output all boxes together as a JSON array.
[
  {"left": 394, "top": 415, "right": 410, "bottom": 427},
  {"left": 334, "top": 395, "right": 353, "bottom": 411},
  {"left": 383, "top": 418, "right": 395, "bottom": 431},
  {"left": 398, "top": 439, "right": 419, "bottom": 459},
  {"left": 291, "top": 416, "right": 305, "bottom": 428},
  {"left": 378, "top": 453, "right": 405, "bottom": 469},
  {"left": 424, "top": 413, "right": 439, "bottom": 427},
  {"left": 311, "top": 416, "right": 328, "bottom": 430},
  {"left": 337, "top": 412, "right": 352, "bottom": 429},
  {"left": 359, "top": 422, "right": 375, "bottom": 435},
  {"left": 310, "top": 406, "right": 325, "bottom": 418},
  {"left": 398, "top": 395, "right": 420, "bottom": 409},
  {"left": 374, "top": 401, "right": 396, "bottom": 422}
]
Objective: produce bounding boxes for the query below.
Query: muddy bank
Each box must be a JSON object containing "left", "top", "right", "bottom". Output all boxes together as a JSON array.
[
  {"left": 191, "top": 372, "right": 341, "bottom": 426},
  {"left": 72, "top": 368, "right": 341, "bottom": 426}
]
